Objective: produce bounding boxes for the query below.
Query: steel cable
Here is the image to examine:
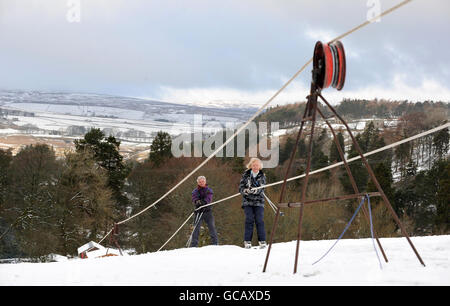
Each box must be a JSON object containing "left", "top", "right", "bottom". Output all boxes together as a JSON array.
[{"left": 98, "top": 0, "right": 415, "bottom": 245}]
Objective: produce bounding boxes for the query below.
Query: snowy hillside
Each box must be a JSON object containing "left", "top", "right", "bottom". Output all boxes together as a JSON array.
[
  {"left": 0, "top": 90, "right": 254, "bottom": 143},
  {"left": 0, "top": 90, "right": 257, "bottom": 157},
  {"left": 1, "top": 235, "right": 448, "bottom": 286}
]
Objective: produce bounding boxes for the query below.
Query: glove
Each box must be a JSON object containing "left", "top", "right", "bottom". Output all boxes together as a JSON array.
[
  {"left": 244, "top": 188, "right": 258, "bottom": 194},
  {"left": 194, "top": 200, "right": 202, "bottom": 208}
]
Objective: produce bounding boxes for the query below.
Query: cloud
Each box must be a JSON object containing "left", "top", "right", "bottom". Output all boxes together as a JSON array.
[
  {"left": 157, "top": 73, "right": 450, "bottom": 108},
  {"left": 0, "top": 0, "right": 449, "bottom": 105},
  {"left": 321, "top": 74, "right": 450, "bottom": 105},
  {"left": 304, "top": 28, "right": 337, "bottom": 43},
  {"left": 155, "top": 80, "right": 310, "bottom": 107}
]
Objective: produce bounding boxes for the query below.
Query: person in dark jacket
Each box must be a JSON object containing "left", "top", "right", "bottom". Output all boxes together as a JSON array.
[
  {"left": 190, "top": 176, "right": 218, "bottom": 247},
  {"left": 238, "top": 158, "right": 267, "bottom": 249}
]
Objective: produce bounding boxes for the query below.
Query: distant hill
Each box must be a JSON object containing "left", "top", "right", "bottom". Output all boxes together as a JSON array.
[
  {"left": 0, "top": 89, "right": 257, "bottom": 122},
  {"left": 0, "top": 90, "right": 259, "bottom": 154},
  {"left": 255, "top": 99, "right": 450, "bottom": 129}
]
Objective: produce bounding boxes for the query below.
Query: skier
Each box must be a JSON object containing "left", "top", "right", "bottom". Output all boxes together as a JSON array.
[
  {"left": 190, "top": 176, "right": 219, "bottom": 247},
  {"left": 238, "top": 158, "right": 267, "bottom": 249}
]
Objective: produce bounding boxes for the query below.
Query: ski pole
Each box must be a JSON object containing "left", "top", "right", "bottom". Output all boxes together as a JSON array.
[
  {"left": 264, "top": 194, "right": 284, "bottom": 216},
  {"left": 186, "top": 210, "right": 204, "bottom": 248}
]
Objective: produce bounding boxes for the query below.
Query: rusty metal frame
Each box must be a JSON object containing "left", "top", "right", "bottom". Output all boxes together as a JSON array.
[
  {"left": 109, "top": 223, "right": 123, "bottom": 256},
  {"left": 263, "top": 84, "right": 425, "bottom": 274},
  {"left": 316, "top": 107, "right": 389, "bottom": 263},
  {"left": 278, "top": 192, "right": 381, "bottom": 207},
  {"left": 318, "top": 93, "right": 425, "bottom": 266}
]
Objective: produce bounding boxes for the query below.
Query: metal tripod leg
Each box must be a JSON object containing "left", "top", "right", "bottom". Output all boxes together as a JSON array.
[
  {"left": 318, "top": 93, "right": 425, "bottom": 267},
  {"left": 316, "top": 107, "right": 388, "bottom": 263},
  {"left": 263, "top": 96, "right": 310, "bottom": 273},
  {"left": 293, "top": 88, "right": 318, "bottom": 274}
]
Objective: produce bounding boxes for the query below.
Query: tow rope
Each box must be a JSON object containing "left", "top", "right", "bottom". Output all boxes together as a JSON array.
[{"left": 312, "top": 194, "right": 382, "bottom": 269}]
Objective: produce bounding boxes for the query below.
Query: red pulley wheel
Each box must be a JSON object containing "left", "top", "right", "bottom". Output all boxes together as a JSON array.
[
  {"left": 313, "top": 41, "right": 326, "bottom": 89},
  {"left": 323, "top": 43, "right": 333, "bottom": 89},
  {"left": 312, "top": 40, "right": 346, "bottom": 91},
  {"left": 330, "top": 43, "right": 340, "bottom": 89},
  {"left": 334, "top": 40, "right": 346, "bottom": 91}
]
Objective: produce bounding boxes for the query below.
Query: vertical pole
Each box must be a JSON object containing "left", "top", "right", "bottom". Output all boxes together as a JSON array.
[
  {"left": 111, "top": 223, "right": 123, "bottom": 256},
  {"left": 263, "top": 97, "right": 310, "bottom": 272},
  {"left": 319, "top": 93, "right": 425, "bottom": 266},
  {"left": 316, "top": 108, "right": 388, "bottom": 263},
  {"left": 293, "top": 88, "right": 318, "bottom": 274}
]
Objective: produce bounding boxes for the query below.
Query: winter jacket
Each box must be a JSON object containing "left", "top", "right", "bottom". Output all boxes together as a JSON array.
[
  {"left": 192, "top": 185, "right": 214, "bottom": 212},
  {"left": 239, "top": 169, "right": 266, "bottom": 207}
]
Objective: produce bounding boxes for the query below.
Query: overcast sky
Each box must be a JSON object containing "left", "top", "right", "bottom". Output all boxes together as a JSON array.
[{"left": 1, "top": 0, "right": 449, "bottom": 106}]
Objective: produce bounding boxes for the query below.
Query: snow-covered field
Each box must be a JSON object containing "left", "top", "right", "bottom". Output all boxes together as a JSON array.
[
  {"left": 1, "top": 235, "right": 448, "bottom": 286},
  {"left": 0, "top": 90, "right": 251, "bottom": 149}
]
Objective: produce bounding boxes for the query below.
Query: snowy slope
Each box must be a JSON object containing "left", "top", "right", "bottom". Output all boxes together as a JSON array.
[{"left": 0, "top": 235, "right": 448, "bottom": 286}]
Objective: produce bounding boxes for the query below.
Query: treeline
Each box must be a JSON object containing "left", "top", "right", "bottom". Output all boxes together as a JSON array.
[
  {"left": 0, "top": 112, "right": 448, "bottom": 261},
  {"left": 273, "top": 113, "right": 449, "bottom": 238},
  {"left": 336, "top": 99, "right": 449, "bottom": 119},
  {"left": 0, "top": 129, "right": 247, "bottom": 260},
  {"left": 257, "top": 99, "right": 449, "bottom": 128},
  {"left": 0, "top": 129, "right": 129, "bottom": 260}
]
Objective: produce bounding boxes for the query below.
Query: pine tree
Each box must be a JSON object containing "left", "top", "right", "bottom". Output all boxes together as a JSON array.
[
  {"left": 435, "top": 160, "right": 449, "bottom": 233},
  {"left": 297, "top": 138, "right": 307, "bottom": 159},
  {"left": 360, "top": 121, "right": 376, "bottom": 152},
  {"left": 395, "top": 141, "right": 411, "bottom": 178},
  {"left": 367, "top": 162, "right": 395, "bottom": 204},
  {"left": 1, "top": 144, "right": 61, "bottom": 259},
  {"left": 340, "top": 134, "right": 369, "bottom": 193},
  {"left": 429, "top": 159, "right": 450, "bottom": 233},
  {"left": 395, "top": 158, "right": 449, "bottom": 235},
  {"left": 329, "top": 131, "right": 345, "bottom": 163},
  {"left": 0, "top": 149, "right": 12, "bottom": 209},
  {"left": 54, "top": 150, "right": 115, "bottom": 255},
  {"left": 74, "top": 128, "right": 130, "bottom": 213},
  {"left": 0, "top": 149, "right": 15, "bottom": 258},
  {"left": 311, "top": 141, "right": 329, "bottom": 171},
  {"left": 405, "top": 159, "right": 417, "bottom": 177},
  {"left": 432, "top": 127, "right": 449, "bottom": 160},
  {"left": 149, "top": 131, "right": 172, "bottom": 167}
]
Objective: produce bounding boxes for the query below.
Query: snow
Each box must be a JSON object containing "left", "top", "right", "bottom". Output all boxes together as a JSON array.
[
  {"left": 0, "top": 128, "right": 21, "bottom": 134},
  {"left": 1, "top": 235, "right": 448, "bottom": 286},
  {"left": 0, "top": 90, "right": 252, "bottom": 147},
  {"left": 1, "top": 110, "right": 243, "bottom": 143},
  {"left": 4, "top": 102, "right": 147, "bottom": 120}
]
